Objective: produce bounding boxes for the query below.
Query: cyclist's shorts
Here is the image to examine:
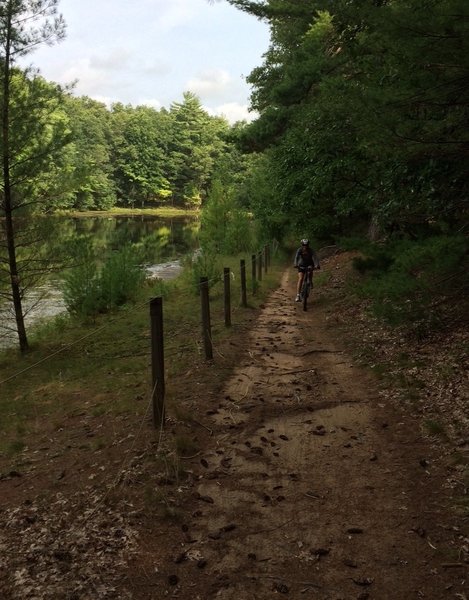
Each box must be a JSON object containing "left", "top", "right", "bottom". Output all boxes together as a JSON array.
[{"left": 298, "top": 266, "right": 313, "bottom": 272}]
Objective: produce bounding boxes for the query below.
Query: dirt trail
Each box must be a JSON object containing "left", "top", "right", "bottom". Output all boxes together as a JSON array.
[
  {"left": 1, "top": 265, "right": 466, "bottom": 599},
  {"left": 152, "top": 269, "right": 467, "bottom": 599}
]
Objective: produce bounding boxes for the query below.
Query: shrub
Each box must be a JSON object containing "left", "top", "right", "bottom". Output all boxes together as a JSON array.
[
  {"left": 199, "top": 180, "right": 255, "bottom": 255},
  {"left": 181, "top": 250, "right": 222, "bottom": 295},
  {"left": 62, "top": 241, "right": 144, "bottom": 316},
  {"left": 354, "top": 235, "right": 468, "bottom": 334},
  {"left": 98, "top": 245, "right": 145, "bottom": 310}
]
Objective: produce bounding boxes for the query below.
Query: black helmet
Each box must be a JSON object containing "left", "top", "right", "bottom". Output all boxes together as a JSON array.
[{"left": 301, "top": 238, "right": 309, "bottom": 246}]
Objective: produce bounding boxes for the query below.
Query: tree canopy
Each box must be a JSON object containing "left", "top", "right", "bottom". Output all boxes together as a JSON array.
[{"left": 227, "top": 0, "right": 469, "bottom": 239}]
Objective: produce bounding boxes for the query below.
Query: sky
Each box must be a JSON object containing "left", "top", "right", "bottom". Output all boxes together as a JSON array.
[{"left": 21, "top": 0, "right": 271, "bottom": 124}]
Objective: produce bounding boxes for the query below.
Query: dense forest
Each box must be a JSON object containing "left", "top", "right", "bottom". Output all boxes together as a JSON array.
[
  {"left": 2, "top": 82, "right": 249, "bottom": 211},
  {"left": 224, "top": 0, "right": 468, "bottom": 335},
  {"left": 1, "top": 0, "right": 468, "bottom": 351},
  {"left": 0, "top": 3, "right": 256, "bottom": 213},
  {"left": 225, "top": 0, "right": 468, "bottom": 239}
]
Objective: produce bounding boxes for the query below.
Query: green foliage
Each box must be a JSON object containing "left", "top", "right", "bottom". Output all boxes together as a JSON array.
[
  {"left": 181, "top": 250, "right": 222, "bottom": 295},
  {"left": 58, "top": 96, "right": 116, "bottom": 211},
  {"left": 61, "top": 237, "right": 102, "bottom": 316},
  {"left": 62, "top": 238, "right": 144, "bottom": 316},
  {"left": 1, "top": 70, "right": 71, "bottom": 211},
  {"left": 199, "top": 180, "right": 254, "bottom": 254},
  {"left": 227, "top": 0, "right": 468, "bottom": 240},
  {"left": 166, "top": 92, "right": 229, "bottom": 206},
  {"left": 110, "top": 104, "right": 171, "bottom": 207},
  {"left": 354, "top": 235, "right": 468, "bottom": 334},
  {"left": 98, "top": 246, "right": 145, "bottom": 309}
]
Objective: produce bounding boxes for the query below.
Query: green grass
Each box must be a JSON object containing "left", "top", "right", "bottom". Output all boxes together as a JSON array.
[
  {"left": 55, "top": 206, "right": 197, "bottom": 219},
  {"left": 0, "top": 249, "right": 286, "bottom": 456}
]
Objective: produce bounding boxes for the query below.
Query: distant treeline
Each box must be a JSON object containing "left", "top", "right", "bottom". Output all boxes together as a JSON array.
[
  {"left": 58, "top": 90, "right": 257, "bottom": 211},
  {"left": 3, "top": 73, "right": 256, "bottom": 213}
]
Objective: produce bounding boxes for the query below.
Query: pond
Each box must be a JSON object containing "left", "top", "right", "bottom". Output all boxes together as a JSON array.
[{"left": 0, "top": 214, "right": 199, "bottom": 349}]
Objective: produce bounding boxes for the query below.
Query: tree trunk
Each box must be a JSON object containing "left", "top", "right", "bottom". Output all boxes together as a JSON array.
[
  {"left": 367, "top": 214, "right": 381, "bottom": 242},
  {"left": 1, "top": 6, "right": 29, "bottom": 352}
]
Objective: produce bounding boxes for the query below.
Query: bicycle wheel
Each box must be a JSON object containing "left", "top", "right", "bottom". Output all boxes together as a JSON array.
[{"left": 302, "top": 280, "right": 309, "bottom": 311}]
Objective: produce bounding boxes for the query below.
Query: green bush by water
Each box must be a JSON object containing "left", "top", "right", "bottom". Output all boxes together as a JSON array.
[
  {"left": 180, "top": 250, "right": 222, "bottom": 295},
  {"left": 199, "top": 180, "right": 255, "bottom": 255},
  {"left": 62, "top": 240, "right": 145, "bottom": 316}
]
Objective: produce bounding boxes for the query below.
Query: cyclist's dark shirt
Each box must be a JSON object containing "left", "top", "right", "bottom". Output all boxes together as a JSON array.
[{"left": 294, "top": 246, "right": 320, "bottom": 269}]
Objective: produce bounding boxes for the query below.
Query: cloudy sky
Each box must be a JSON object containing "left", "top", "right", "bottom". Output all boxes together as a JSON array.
[{"left": 20, "top": 0, "right": 270, "bottom": 123}]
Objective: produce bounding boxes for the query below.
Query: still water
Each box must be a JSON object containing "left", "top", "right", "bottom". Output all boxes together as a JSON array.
[{"left": 0, "top": 214, "right": 199, "bottom": 349}]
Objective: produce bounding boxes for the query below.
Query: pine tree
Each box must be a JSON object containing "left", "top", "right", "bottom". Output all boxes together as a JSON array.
[{"left": 0, "top": 0, "right": 66, "bottom": 352}]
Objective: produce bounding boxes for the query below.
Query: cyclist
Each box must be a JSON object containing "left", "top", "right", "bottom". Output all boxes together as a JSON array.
[{"left": 293, "top": 239, "right": 320, "bottom": 302}]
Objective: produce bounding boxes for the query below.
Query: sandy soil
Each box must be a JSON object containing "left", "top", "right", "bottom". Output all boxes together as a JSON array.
[
  {"left": 129, "top": 267, "right": 467, "bottom": 599},
  {"left": 1, "top": 260, "right": 467, "bottom": 599}
]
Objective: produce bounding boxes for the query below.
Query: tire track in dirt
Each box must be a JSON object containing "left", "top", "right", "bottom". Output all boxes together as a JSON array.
[{"left": 163, "top": 269, "right": 466, "bottom": 599}]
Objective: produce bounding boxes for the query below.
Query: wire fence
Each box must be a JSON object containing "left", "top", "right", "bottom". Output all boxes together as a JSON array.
[
  {"left": 0, "top": 242, "right": 281, "bottom": 535},
  {"left": 0, "top": 244, "right": 276, "bottom": 385},
  {"left": 0, "top": 238, "right": 278, "bottom": 436}
]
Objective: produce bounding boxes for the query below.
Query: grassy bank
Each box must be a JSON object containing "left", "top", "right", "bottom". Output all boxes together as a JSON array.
[
  {"left": 54, "top": 206, "right": 198, "bottom": 219},
  {"left": 0, "top": 250, "right": 286, "bottom": 458}
]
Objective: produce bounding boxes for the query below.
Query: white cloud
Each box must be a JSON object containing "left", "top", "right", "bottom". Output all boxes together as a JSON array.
[
  {"left": 142, "top": 60, "right": 172, "bottom": 77},
  {"left": 153, "top": 0, "right": 197, "bottom": 31},
  {"left": 90, "top": 48, "right": 132, "bottom": 71},
  {"left": 206, "top": 102, "right": 258, "bottom": 124},
  {"left": 186, "top": 69, "right": 232, "bottom": 99},
  {"left": 61, "top": 58, "right": 110, "bottom": 92},
  {"left": 87, "top": 95, "right": 115, "bottom": 107}
]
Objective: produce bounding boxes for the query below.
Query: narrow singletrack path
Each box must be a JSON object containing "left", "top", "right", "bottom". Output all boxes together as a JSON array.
[{"left": 155, "top": 268, "right": 466, "bottom": 599}]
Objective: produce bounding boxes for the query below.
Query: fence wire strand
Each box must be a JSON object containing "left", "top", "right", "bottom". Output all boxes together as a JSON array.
[{"left": 0, "top": 244, "right": 274, "bottom": 388}]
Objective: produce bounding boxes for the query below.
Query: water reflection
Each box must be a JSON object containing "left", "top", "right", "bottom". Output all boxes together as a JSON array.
[{"left": 0, "top": 214, "right": 198, "bottom": 348}]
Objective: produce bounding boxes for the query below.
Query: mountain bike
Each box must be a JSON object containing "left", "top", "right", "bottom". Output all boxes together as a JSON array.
[{"left": 300, "top": 266, "right": 314, "bottom": 311}]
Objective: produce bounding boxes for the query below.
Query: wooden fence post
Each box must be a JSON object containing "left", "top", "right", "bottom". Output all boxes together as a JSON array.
[
  {"left": 240, "top": 259, "right": 247, "bottom": 307},
  {"left": 257, "top": 250, "right": 263, "bottom": 281},
  {"left": 150, "top": 297, "right": 165, "bottom": 429},
  {"left": 200, "top": 277, "right": 213, "bottom": 359},
  {"left": 251, "top": 254, "right": 257, "bottom": 295},
  {"left": 264, "top": 245, "right": 268, "bottom": 275},
  {"left": 224, "top": 267, "right": 231, "bottom": 327}
]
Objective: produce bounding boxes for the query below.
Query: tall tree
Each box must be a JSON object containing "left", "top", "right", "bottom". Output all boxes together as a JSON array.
[
  {"left": 167, "top": 92, "right": 228, "bottom": 207},
  {"left": 60, "top": 96, "right": 116, "bottom": 211},
  {"left": 110, "top": 103, "right": 171, "bottom": 207},
  {"left": 0, "top": 0, "right": 66, "bottom": 352}
]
